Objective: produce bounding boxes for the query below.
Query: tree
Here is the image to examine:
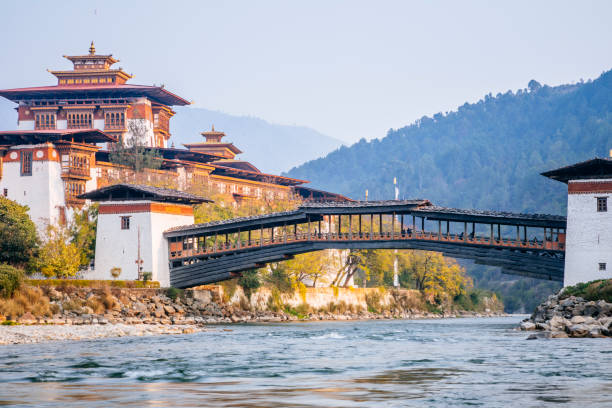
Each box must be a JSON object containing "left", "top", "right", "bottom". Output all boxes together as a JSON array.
[
  {"left": 109, "top": 121, "right": 162, "bottom": 171},
  {"left": 528, "top": 79, "right": 542, "bottom": 92},
  {"left": 402, "top": 251, "right": 472, "bottom": 304},
  {"left": 0, "top": 197, "right": 39, "bottom": 271},
  {"left": 70, "top": 204, "right": 98, "bottom": 268},
  {"left": 331, "top": 250, "right": 373, "bottom": 287},
  {"left": 38, "top": 225, "right": 82, "bottom": 278},
  {"left": 0, "top": 263, "right": 24, "bottom": 298},
  {"left": 284, "top": 251, "right": 330, "bottom": 287}
]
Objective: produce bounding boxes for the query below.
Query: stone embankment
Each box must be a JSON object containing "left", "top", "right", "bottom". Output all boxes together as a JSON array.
[
  {"left": 0, "top": 285, "right": 504, "bottom": 344},
  {"left": 519, "top": 293, "right": 612, "bottom": 338}
]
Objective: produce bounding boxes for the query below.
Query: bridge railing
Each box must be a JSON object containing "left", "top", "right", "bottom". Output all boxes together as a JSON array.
[{"left": 168, "top": 230, "right": 565, "bottom": 260}]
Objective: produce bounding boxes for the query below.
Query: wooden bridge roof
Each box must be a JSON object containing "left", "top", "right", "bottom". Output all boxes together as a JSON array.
[
  {"left": 165, "top": 200, "right": 566, "bottom": 238},
  {"left": 412, "top": 206, "right": 566, "bottom": 228}
]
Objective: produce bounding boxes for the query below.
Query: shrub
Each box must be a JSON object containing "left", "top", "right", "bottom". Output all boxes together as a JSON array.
[
  {"left": 0, "top": 197, "right": 39, "bottom": 270},
  {"left": 267, "top": 287, "right": 283, "bottom": 312},
  {"left": 238, "top": 270, "right": 261, "bottom": 299},
  {"left": 0, "top": 264, "right": 24, "bottom": 298},
  {"left": 0, "top": 286, "right": 51, "bottom": 319},
  {"left": 561, "top": 279, "right": 612, "bottom": 303},
  {"left": 366, "top": 290, "right": 383, "bottom": 313},
  {"left": 166, "top": 287, "right": 183, "bottom": 301},
  {"left": 284, "top": 303, "right": 309, "bottom": 319},
  {"left": 220, "top": 279, "right": 238, "bottom": 303}
]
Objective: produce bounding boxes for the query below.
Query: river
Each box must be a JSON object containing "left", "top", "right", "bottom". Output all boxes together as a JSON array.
[{"left": 1, "top": 316, "right": 611, "bottom": 407}]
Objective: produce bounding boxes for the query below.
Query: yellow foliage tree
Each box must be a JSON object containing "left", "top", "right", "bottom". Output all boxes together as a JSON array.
[
  {"left": 284, "top": 251, "right": 330, "bottom": 287},
  {"left": 402, "top": 251, "right": 472, "bottom": 304},
  {"left": 38, "top": 225, "right": 82, "bottom": 278}
]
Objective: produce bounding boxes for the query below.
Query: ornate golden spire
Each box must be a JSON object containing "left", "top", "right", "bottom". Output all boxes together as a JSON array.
[
  {"left": 212, "top": 124, "right": 215, "bottom": 131},
  {"left": 89, "top": 41, "right": 95, "bottom": 55}
]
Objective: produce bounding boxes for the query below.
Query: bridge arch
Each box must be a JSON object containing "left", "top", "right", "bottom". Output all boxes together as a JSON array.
[{"left": 164, "top": 201, "right": 566, "bottom": 288}]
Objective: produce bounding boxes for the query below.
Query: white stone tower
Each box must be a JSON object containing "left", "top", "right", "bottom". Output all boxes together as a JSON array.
[
  {"left": 79, "top": 184, "right": 210, "bottom": 287},
  {"left": 542, "top": 156, "right": 612, "bottom": 286}
]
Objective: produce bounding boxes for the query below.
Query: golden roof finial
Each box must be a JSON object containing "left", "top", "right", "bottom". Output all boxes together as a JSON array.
[
  {"left": 212, "top": 124, "right": 215, "bottom": 131},
  {"left": 89, "top": 41, "right": 95, "bottom": 55}
]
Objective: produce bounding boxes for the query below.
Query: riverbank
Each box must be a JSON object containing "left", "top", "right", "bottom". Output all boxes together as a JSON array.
[
  {"left": 0, "top": 324, "right": 203, "bottom": 345},
  {"left": 519, "top": 280, "right": 612, "bottom": 338},
  {"left": 0, "top": 283, "right": 505, "bottom": 344}
]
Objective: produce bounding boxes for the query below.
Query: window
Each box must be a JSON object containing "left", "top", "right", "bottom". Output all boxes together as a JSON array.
[
  {"left": 597, "top": 197, "right": 607, "bottom": 212},
  {"left": 104, "top": 112, "right": 125, "bottom": 129},
  {"left": 67, "top": 112, "right": 93, "bottom": 129},
  {"left": 35, "top": 113, "right": 56, "bottom": 130},
  {"left": 599, "top": 263, "right": 606, "bottom": 271},
  {"left": 3, "top": 188, "right": 7, "bottom": 197},
  {"left": 20, "top": 151, "right": 32, "bottom": 176},
  {"left": 121, "top": 216, "right": 131, "bottom": 230}
]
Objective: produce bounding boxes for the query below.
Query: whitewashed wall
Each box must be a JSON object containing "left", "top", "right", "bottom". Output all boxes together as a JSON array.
[
  {"left": 0, "top": 146, "right": 65, "bottom": 230},
  {"left": 89, "top": 201, "right": 193, "bottom": 287},
  {"left": 564, "top": 181, "right": 612, "bottom": 286}
]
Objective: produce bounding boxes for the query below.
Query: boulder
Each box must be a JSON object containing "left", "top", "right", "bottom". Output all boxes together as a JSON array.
[
  {"left": 154, "top": 307, "right": 165, "bottom": 318},
  {"left": 583, "top": 302, "right": 600, "bottom": 317},
  {"left": 567, "top": 324, "right": 590, "bottom": 338},
  {"left": 520, "top": 321, "right": 536, "bottom": 331},
  {"left": 163, "top": 305, "right": 176, "bottom": 315},
  {"left": 17, "top": 312, "right": 37, "bottom": 325},
  {"left": 47, "top": 288, "right": 62, "bottom": 301},
  {"left": 132, "top": 302, "right": 147, "bottom": 314},
  {"left": 550, "top": 331, "right": 569, "bottom": 338},
  {"left": 549, "top": 315, "right": 567, "bottom": 330},
  {"left": 570, "top": 316, "right": 586, "bottom": 325},
  {"left": 588, "top": 327, "right": 606, "bottom": 338}
]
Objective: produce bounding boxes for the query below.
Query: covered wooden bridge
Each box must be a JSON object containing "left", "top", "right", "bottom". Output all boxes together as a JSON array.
[{"left": 164, "top": 200, "right": 567, "bottom": 288}]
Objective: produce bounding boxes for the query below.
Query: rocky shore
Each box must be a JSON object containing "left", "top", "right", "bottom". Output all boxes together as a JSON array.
[
  {"left": 519, "top": 293, "right": 612, "bottom": 338},
  {"left": 0, "top": 324, "right": 203, "bottom": 345},
  {"left": 0, "top": 285, "right": 505, "bottom": 344}
]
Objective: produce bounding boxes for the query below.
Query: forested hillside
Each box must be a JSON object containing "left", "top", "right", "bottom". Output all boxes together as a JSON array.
[
  {"left": 285, "top": 71, "right": 612, "bottom": 312},
  {"left": 286, "top": 71, "right": 612, "bottom": 216}
]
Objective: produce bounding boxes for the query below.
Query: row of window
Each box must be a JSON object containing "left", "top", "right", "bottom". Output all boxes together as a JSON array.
[
  {"left": 32, "top": 112, "right": 128, "bottom": 130},
  {"left": 59, "top": 77, "right": 116, "bottom": 85},
  {"left": 67, "top": 113, "right": 93, "bottom": 129}
]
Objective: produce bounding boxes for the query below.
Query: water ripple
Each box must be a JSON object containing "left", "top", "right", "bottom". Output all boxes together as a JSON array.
[{"left": 1, "top": 317, "right": 611, "bottom": 407}]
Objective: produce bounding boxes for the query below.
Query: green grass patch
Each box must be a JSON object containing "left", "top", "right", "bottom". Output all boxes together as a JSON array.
[
  {"left": 1, "top": 320, "right": 18, "bottom": 325},
  {"left": 561, "top": 279, "right": 612, "bottom": 303}
]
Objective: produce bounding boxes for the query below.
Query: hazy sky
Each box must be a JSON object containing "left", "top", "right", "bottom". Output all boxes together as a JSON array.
[{"left": 1, "top": 0, "right": 611, "bottom": 143}]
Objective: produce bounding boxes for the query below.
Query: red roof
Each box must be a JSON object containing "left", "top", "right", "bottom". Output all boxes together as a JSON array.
[
  {"left": 210, "top": 163, "right": 308, "bottom": 186},
  {"left": 0, "top": 84, "right": 190, "bottom": 106}
]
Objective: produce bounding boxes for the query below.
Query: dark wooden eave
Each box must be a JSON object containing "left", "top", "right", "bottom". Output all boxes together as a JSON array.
[
  {"left": 0, "top": 129, "right": 115, "bottom": 144},
  {"left": 541, "top": 157, "right": 612, "bottom": 184},
  {"left": 78, "top": 183, "right": 212, "bottom": 205}
]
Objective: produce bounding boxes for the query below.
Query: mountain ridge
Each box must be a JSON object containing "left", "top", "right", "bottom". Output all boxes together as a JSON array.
[{"left": 284, "top": 70, "right": 612, "bottom": 215}]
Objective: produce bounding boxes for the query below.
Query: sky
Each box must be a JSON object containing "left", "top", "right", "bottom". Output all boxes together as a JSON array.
[{"left": 1, "top": 0, "right": 611, "bottom": 144}]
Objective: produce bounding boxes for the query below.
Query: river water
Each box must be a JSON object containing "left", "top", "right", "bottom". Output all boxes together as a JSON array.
[{"left": 1, "top": 316, "right": 611, "bottom": 407}]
